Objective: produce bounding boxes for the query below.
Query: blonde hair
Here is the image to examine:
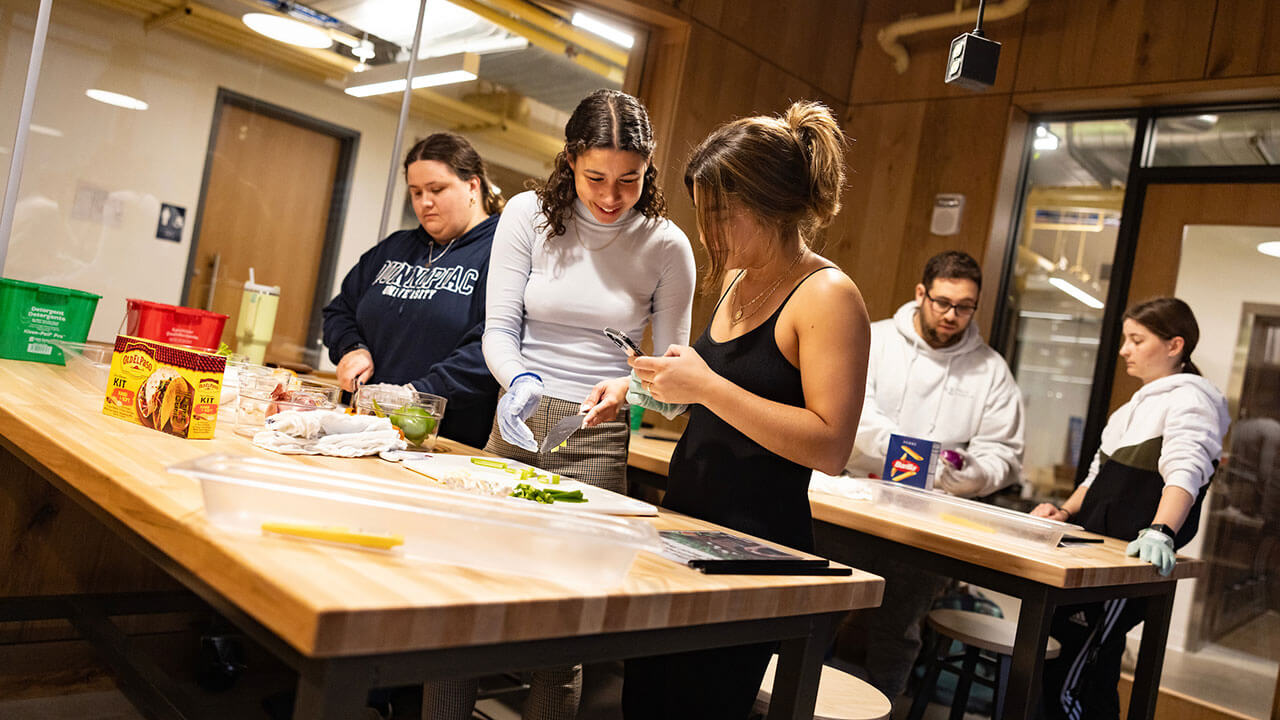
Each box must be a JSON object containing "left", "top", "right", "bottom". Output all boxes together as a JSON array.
[{"left": 684, "top": 100, "right": 846, "bottom": 286}]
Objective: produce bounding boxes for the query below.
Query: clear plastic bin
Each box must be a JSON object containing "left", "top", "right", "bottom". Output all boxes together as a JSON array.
[
  {"left": 865, "top": 479, "right": 1082, "bottom": 548},
  {"left": 169, "top": 454, "right": 661, "bottom": 587},
  {"left": 51, "top": 339, "right": 113, "bottom": 391}
]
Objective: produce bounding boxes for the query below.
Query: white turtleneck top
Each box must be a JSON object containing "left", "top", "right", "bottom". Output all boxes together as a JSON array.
[{"left": 483, "top": 190, "right": 696, "bottom": 403}]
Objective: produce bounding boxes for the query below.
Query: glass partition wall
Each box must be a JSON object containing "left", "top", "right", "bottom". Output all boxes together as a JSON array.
[
  {"left": 997, "top": 105, "right": 1280, "bottom": 719},
  {"left": 0, "top": 0, "right": 639, "bottom": 367}
]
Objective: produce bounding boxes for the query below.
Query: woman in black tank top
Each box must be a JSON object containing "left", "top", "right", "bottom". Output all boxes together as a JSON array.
[{"left": 622, "top": 102, "right": 871, "bottom": 719}]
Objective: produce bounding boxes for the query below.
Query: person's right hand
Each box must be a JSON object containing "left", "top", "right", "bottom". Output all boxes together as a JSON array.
[
  {"left": 336, "top": 348, "right": 374, "bottom": 391},
  {"left": 1031, "top": 503, "right": 1071, "bottom": 522},
  {"left": 497, "top": 373, "right": 543, "bottom": 452}
]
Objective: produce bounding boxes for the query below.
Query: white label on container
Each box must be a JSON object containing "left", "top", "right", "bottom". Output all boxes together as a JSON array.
[{"left": 27, "top": 342, "right": 53, "bottom": 355}]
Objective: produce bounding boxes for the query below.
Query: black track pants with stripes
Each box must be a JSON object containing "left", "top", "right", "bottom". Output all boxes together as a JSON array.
[{"left": 1041, "top": 596, "right": 1147, "bottom": 720}]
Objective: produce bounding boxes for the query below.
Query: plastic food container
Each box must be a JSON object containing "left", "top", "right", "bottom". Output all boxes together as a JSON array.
[
  {"left": 235, "top": 373, "right": 339, "bottom": 437},
  {"left": 51, "top": 339, "right": 114, "bottom": 391},
  {"left": 866, "top": 479, "right": 1082, "bottom": 548},
  {"left": 0, "top": 278, "right": 101, "bottom": 363},
  {"left": 125, "top": 298, "right": 228, "bottom": 351},
  {"left": 169, "top": 454, "right": 660, "bottom": 587},
  {"left": 354, "top": 385, "right": 446, "bottom": 450}
]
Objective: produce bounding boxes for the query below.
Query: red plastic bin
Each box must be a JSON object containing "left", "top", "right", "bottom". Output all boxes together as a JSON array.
[{"left": 124, "top": 299, "right": 228, "bottom": 351}]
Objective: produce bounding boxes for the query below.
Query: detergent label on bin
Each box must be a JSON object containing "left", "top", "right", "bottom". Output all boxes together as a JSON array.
[
  {"left": 103, "top": 335, "right": 225, "bottom": 439},
  {"left": 883, "top": 434, "right": 939, "bottom": 490}
]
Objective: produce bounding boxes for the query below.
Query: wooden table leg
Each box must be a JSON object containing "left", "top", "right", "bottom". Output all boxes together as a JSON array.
[
  {"left": 1003, "top": 584, "right": 1053, "bottom": 720},
  {"left": 766, "top": 612, "right": 838, "bottom": 720},
  {"left": 1127, "top": 588, "right": 1175, "bottom": 720}
]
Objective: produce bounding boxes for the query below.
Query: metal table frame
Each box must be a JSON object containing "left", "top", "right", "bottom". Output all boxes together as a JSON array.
[
  {"left": 3, "top": 438, "right": 845, "bottom": 720},
  {"left": 814, "top": 520, "right": 1176, "bottom": 720}
]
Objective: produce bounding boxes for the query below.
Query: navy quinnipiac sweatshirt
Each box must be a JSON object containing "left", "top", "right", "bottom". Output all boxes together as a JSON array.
[{"left": 322, "top": 216, "right": 499, "bottom": 447}]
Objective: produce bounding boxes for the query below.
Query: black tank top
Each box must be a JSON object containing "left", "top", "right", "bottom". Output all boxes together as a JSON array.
[{"left": 663, "top": 267, "right": 836, "bottom": 553}]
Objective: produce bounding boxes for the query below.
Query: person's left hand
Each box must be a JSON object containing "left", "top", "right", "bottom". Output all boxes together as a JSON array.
[
  {"left": 936, "top": 449, "right": 987, "bottom": 497},
  {"left": 581, "top": 376, "right": 630, "bottom": 427},
  {"left": 629, "top": 345, "right": 714, "bottom": 405},
  {"left": 1126, "top": 527, "right": 1176, "bottom": 576}
]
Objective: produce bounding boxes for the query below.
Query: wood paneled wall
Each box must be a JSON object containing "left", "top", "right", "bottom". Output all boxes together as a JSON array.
[{"left": 615, "top": 0, "right": 1280, "bottom": 336}]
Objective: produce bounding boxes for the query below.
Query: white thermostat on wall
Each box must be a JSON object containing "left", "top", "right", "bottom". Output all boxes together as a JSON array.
[{"left": 930, "top": 193, "right": 965, "bottom": 236}]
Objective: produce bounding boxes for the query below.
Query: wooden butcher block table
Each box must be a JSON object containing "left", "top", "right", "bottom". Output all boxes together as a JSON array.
[
  {"left": 0, "top": 359, "right": 882, "bottom": 720},
  {"left": 628, "top": 436, "right": 1204, "bottom": 720}
]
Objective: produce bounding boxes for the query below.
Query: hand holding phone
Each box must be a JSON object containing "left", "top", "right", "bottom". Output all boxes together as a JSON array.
[{"left": 604, "top": 327, "right": 645, "bottom": 358}]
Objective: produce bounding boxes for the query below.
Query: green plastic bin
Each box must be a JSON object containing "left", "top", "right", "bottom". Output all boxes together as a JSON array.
[{"left": 0, "top": 278, "right": 102, "bottom": 364}]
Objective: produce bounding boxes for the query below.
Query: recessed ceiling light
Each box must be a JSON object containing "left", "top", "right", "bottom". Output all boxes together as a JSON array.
[
  {"left": 85, "top": 89, "right": 148, "bottom": 110},
  {"left": 571, "top": 12, "right": 634, "bottom": 49},
  {"left": 242, "top": 12, "right": 332, "bottom": 49},
  {"left": 1258, "top": 241, "right": 1280, "bottom": 258}
]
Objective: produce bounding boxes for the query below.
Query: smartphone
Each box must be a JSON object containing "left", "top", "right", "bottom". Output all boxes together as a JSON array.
[{"left": 603, "top": 327, "right": 644, "bottom": 357}]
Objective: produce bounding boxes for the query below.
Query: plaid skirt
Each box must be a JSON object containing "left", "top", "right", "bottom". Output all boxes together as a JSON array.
[{"left": 484, "top": 392, "right": 630, "bottom": 495}]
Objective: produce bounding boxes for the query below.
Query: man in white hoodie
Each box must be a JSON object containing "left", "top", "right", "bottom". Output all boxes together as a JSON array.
[{"left": 841, "top": 250, "right": 1025, "bottom": 703}]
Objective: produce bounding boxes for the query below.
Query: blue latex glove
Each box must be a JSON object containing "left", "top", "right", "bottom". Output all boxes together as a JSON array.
[
  {"left": 1126, "top": 527, "right": 1176, "bottom": 576},
  {"left": 625, "top": 370, "right": 688, "bottom": 420},
  {"left": 936, "top": 448, "right": 987, "bottom": 498},
  {"left": 497, "top": 373, "right": 543, "bottom": 452}
]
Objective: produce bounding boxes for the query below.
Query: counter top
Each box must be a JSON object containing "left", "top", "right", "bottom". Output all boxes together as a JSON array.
[{"left": 0, "top": 359, "right": 882, "bottom": 659}]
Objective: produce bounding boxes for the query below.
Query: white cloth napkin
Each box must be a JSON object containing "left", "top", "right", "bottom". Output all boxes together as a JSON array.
[{"left": 254, "top": 410, "right": 405, "bottom": 457}]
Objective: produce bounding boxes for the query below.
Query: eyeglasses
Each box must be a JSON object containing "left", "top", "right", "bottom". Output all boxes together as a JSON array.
[{"left": 924, "top": 289, "right": 978, "bottom": 318}]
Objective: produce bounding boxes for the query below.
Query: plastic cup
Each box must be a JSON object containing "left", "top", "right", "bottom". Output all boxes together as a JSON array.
[{"left": 353, "top": 385, "right": 446, "bottom": 450}]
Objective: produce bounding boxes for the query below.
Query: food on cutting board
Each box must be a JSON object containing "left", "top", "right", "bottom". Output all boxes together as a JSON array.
[{"left": 426, "top": 457, "right": 584, "bottom": 504}]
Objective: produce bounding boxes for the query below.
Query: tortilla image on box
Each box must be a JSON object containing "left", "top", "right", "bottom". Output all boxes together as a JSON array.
[{"left": 883, "top": 434, "right": 938, "bottom": 490}]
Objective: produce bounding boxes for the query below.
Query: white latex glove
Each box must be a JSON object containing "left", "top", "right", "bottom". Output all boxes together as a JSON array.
[
  {"left": 497, "top": 373, "right": 543, "bottom": 452},
  {"left": 1126, "top": 527, "right": 1176, "bottom": 576},
  {"left": 936, "top": 448, "right": 988, "bottom": 498},
  {"left": 625, "top": 370, "right": 687, "bottom": 420}
]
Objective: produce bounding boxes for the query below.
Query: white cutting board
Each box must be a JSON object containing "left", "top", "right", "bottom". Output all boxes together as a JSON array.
[{"left": 402, "top": 455, "right": 657, "bottom": 517}]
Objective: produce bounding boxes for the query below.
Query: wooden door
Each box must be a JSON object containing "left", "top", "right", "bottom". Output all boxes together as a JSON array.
[{"left": 186, "top": 102, "right": 341, "bottom": 365}]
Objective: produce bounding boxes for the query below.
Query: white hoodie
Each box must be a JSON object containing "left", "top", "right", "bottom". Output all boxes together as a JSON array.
[
  {"left": 1084, "top": 372, "right": 1229, "bottom": 500},
  {"left": 846, "top": 301, "right": 1025, "bottom": 496}
]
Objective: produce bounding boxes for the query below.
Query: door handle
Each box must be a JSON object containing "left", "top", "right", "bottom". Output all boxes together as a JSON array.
[{"left": 204, "top": 252, "right": 221, "bottom": 311}]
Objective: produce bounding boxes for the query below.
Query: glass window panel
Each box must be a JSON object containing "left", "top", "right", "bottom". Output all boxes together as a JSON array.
[
  {"left": 1002, "top": 118, "right": 1137, "bottom": 504},
  {"left": 1149, "top": 108, "right": 1280, "bottom": 167},
  {"left": 2, "top": 0, "right": 635, "bottom": 368}
]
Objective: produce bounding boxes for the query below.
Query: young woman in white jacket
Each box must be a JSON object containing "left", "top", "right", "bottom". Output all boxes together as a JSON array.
[{"left": 1032, "top": 297, "right": 1230, "bottom": 720}]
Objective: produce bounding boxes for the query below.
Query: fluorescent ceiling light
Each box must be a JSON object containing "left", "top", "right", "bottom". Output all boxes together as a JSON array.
[
  {"left": 85, "top": 89, "right": 149, "bottom": 110},
  {"left": 343, "top": 52, "right": 479, "bottom": 97},
  {"left": 1033, "top": 125, "right": 1059, "bottom": 151},
  {"left": 242, "top": 12, "right": 332, "bottom": 49},
  {"left": 1019, "top": 310, "right": 1075, "bottom": 321},
  {"left": 572, "top": 12, "right": 634, "bottom": 49},
  {"left": 1048, "top": 277, "right": 1104, "bottom": 309},
  {"left": 1197, "top": 114, "right": 1219, "bottom": 126},
  {"left": 1258, "top": 240, "right": 1280, "bottom": 258}
]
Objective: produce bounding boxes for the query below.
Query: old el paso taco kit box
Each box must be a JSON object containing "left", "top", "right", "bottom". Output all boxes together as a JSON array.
[{"left": 102, "top": 335, "right": 225, "bottom": 439}]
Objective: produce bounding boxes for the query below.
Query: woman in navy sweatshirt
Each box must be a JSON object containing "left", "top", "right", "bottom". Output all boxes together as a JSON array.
[{"left": 322, "top": 133, "right": 502, "bottom": 448}]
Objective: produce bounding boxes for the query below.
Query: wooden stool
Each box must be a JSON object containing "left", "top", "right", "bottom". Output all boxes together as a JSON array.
[
  {"left": 907, "top": 609, "right": 1062, "bottom": 720},
  {"left": 754, "top": 654, "right": 891, "bottom": 720}
]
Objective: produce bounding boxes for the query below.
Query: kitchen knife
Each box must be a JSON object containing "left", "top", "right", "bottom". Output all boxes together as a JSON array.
[{"left": 540, "top": 412, "right": 586, "bottom": 454}]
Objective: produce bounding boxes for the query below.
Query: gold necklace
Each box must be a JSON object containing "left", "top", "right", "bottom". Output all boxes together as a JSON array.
[
  {"left": 732, "top": 251, "right": 805, "bottom": 323},
  {"left": 575, "top": 219, "right": 627, "bottom": 251}
]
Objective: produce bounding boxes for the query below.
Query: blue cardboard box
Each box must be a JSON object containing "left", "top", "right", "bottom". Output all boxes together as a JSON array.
[{"left": 883, "top": 434, "right": 939, "bottom": 490}]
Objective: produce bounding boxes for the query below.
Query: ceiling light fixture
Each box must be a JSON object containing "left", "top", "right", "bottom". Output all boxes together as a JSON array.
[
  {"left": 571, "top": 12, "right": 635, "bottom": 49},
  {"left": 85, "top": 88, "right": 148, "bottom": 110},
  {"left": 1033, "top": 125, "right": 1059, "bottom": 151},
  {"left": 342, "top": 52, "right": 479, "bottom": 97},
  {"left": 1258, "top": 240, "right": 1280, "bottom": 258},
  {"left": 1048, "top": 277, "right": 1104, "bottom": 309},
  {"left": 242, "top": 12, "right": 333, "bottom": 49}
]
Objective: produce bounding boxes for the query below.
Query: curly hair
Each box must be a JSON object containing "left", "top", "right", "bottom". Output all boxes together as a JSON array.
[{"left": 535, "top": 89, "right": 666, "bottom": 238}]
